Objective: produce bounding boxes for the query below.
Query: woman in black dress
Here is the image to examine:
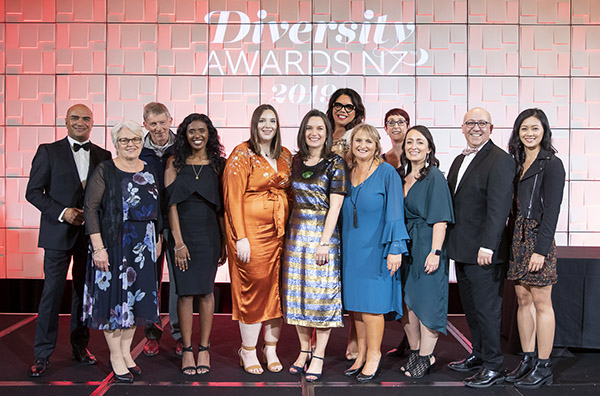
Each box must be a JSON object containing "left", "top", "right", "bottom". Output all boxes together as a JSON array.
[
  {"left": 505, "top": 108, "right": 565, "bottom": 389},
  {"left": 164, "top": 113, "right": 227, "bottom": 376}
]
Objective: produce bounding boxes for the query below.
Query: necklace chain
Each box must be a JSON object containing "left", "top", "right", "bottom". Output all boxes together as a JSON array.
[{"left": 191, "top": 164, "right": 204, "bottom": 180}]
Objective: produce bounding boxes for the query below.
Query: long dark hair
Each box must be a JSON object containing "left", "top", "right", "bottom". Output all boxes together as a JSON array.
[
  {"left": 173, "top": 113, "right": 226, "bottom": 175},
  {"left": 247, "top": 104, "right": 282, "bottom": 159},
  {"left": 508, "top": 108, "right": 556, "bottom": 180},
  {"left": 399, "top": 125, "right": 440, "bottom": 183},
  {"left": 296, "top": 109, "right": 333, "bottom": 161},
  {"left": 326, "top": 88, "right": 365, "bottom": 131}
]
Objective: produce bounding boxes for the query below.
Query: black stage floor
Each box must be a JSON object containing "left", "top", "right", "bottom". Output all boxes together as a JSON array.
[{"left": 0, "top": 313, "right": 598, "bottom": 395}]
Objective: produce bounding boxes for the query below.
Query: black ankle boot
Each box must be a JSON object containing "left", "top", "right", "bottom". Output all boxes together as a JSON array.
[
  {"left": 515, "top": 358, "right": 553, "bottom": 389},
  {"left": 505, "top": 353, "right": 535, "bottom": 383}
]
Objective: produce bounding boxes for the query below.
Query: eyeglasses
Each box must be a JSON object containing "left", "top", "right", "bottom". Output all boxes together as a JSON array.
[
  {"left": 386, "top": 120, "right": 407, "bottom": 127},
  {"left": 333, "top": 102, "right": 356, "bottom": 113},
  {"left": 118, "top": 137, "right": 143, "bottom": 145},
  {"left": 463, "top": 120, "right": 490, "bottom": 129}
]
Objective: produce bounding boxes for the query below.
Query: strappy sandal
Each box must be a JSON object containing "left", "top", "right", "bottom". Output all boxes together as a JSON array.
[
  {"left": 196, "top": 344, "right": 210, "bottom": 375},
  {"left": 239, "top": 345, "right": 263, "bottom": 375},
  {"left": 305, "top": 355, "right": 324, "bottom": 382},
  {"left": 262, "top": 341, "right": 283, "bottom": 373},
  {"left": 289, "top": 350, "right": 312, "bottom": 375},
  {"left": 181, "top": 346, "right": 197, "bottom": 376}
]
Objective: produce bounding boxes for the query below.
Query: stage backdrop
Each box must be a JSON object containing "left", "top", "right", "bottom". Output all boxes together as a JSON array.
[{"left": 0, "top": 0, "right": 599, "bottom": 280}]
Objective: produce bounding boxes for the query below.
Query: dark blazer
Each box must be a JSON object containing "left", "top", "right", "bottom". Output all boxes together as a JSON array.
[
  {"left": 515, "top": 148, "right": 565, "bottom": 256},
  {"left": 26, "top": 137, "right": 112, "bottom": 251},
  {"left": 446, "top": 140, "right": 515, "bottom": 264}
]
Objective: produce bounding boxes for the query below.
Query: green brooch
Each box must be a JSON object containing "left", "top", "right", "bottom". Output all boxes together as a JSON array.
[{"left": 301, "top": 171, "right": 314, "bottom": 179}]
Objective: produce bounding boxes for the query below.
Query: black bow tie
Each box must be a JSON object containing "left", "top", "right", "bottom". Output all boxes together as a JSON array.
[{"left": 73, "top": 142, "right": 92, "bottom": 152}]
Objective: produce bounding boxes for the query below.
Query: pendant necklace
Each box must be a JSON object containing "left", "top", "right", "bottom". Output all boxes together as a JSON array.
[
  {"left": 191, "top": 164, "right": 204, "bottom": 180},
  {"left": 349, "top": 158, "right": 374, "bottom": 228}
]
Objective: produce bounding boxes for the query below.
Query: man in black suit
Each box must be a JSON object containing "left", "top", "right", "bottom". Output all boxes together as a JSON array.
[
  {"left": 26, "top": 104, "right": 112, "bottom": 377},
  {"left": 446, "top": 107, "right": 515, "bottom": 388}
]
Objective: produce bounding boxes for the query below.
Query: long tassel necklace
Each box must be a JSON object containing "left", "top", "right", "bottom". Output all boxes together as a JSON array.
[{"left": 349, "top": 158, "right": 374, "bottom": 228}]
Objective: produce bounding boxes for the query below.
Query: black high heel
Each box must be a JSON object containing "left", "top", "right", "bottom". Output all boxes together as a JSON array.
[
  {"left": 344, "top": 363, "right": 364, "bottom": 377},
  {"left": 356, "top": 359, "right": 382, "bottom": 383},
  {"left": 305, "top": 355, "right": 324, "bottom": 382},
  {"left": 181, "top": 346, "right": 197, "bottom": 376},
  {"left": 196, "top": 344, "right": 210, "bottom": 375},
  {"left": 127, "top": 365, "right": 142, "bottom": 375},
  {"left": 404, "top": 354, "right": 433, "bottom": 379},
  {"left": 400, "top": 349, "right": 419, "bottom": 372},
  {"left": 289, "top": 350, "right": 312, "bottom": 375}
]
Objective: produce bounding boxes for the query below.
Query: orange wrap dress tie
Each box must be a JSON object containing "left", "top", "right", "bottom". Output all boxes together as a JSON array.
[{"left": 223, "top": 142, "right": 292, "bottom": 324}]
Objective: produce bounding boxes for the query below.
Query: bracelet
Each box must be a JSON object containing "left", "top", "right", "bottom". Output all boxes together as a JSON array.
[
  {"left": 319, "top": 241, "right": 330, "bottom": 247},
  {"left": 174, "top": 245, "right": 186, "bottom": 251},
  {"left": 93, "top": 247, "right": 106, "bottom": 253}
]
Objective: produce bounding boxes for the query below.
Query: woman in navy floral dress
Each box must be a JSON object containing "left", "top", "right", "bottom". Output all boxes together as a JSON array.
[{"left": 83, "top": 121, "right": 161, "bottom": 383}]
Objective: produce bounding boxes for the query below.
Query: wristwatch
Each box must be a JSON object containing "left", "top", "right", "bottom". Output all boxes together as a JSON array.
[{"left": 431, "top": 249, "right": 441, "bottom": 256}]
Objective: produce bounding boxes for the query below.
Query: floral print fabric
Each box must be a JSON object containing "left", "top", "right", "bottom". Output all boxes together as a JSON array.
[{"left": 82, "top": 167, "right": 160, "bottom": 330}]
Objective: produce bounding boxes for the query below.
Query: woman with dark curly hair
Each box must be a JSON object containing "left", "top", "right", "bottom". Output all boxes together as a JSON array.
[
  {"left": 164, "top": 113, "right": 227, "bottom": 376},
  {"left": 504, "top": 109, "right": 565, "bottom": 389},
  {"left": 326, "top": 88, "right": 365, "bottom": 158},
  {"left": 397, "top": 125, "right": 454, "bottom": 378}
]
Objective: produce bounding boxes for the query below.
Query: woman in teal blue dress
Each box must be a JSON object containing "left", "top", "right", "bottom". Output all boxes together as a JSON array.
[
  {"left": 397, "top": 125, "right": 454, "bottom": 378},
  {"left": 342, "top": 124, "right": 409, "bottom": 383}
]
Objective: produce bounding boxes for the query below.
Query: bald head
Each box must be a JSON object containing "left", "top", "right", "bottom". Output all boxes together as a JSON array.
[
  {"left": 65, "top": 104, "right": 93, "bottom": 142},
  {"left": 462, "top": 107, "right": 493, "bottom": 149}
]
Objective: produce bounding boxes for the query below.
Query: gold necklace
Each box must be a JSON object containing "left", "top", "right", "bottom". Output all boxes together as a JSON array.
[{"left": 191, "top": 164, "right": 204, "bottom": 180}]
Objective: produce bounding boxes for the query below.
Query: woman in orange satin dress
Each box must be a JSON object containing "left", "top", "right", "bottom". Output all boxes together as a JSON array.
[{"left": 223, "top": 104, "right": 292, "bottom": 375}]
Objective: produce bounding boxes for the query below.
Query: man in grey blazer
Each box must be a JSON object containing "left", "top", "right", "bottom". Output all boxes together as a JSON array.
[{"left": 26, "top": 104, "right": 112, "bottom": 377}]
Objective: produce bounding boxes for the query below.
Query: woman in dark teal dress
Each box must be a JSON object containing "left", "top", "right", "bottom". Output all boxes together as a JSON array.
[{"left": 397, "top": 126, "right": 454, "bottom": 378}]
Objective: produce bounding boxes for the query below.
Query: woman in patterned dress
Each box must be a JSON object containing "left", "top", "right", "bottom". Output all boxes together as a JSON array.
[
  {"left": 223, "top": 104, "right": 292, "bottom": 375},
  {"left": 505, "top": 108, "right": 565, "bottom": 389},
  {"left": 83, "top": 121, "right": 162, "bottom": 383},
  {"left": 282, "top": 110, "right": 348, "bottom": 382}
]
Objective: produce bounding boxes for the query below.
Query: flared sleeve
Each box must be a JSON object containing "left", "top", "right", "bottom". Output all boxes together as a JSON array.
[
  {"left": 380, "top": 164, "right": 410, "bottom": 256},
  {"left": 425, "top": 168, "right": 455, "bottom": 226},
  {"left": 223, "top": 143, "right": 252, "bottom": 241}
]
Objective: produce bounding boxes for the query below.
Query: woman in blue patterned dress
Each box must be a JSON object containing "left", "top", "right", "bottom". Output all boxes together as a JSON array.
[
  {"left": 282, "top": 110, "right": 348, "bottom": 382},
  {"left": 83, "top": 121, "right": 161, "bottom": 383}
]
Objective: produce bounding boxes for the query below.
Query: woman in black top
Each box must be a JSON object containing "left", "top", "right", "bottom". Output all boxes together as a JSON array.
[
  {"left": 506, "top": 108, "right": 565, "bottom": 389},
  {"left": 164, "top": 114, "right": 227, "bottom": 375}
]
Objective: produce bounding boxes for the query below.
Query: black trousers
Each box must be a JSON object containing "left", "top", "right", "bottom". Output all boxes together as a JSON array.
[
  {"left": 455, "top": 262, "right": 505, "bottom": 371},
  {"left": 34, "top": 233, "right": 89, "bottom": 359}
]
